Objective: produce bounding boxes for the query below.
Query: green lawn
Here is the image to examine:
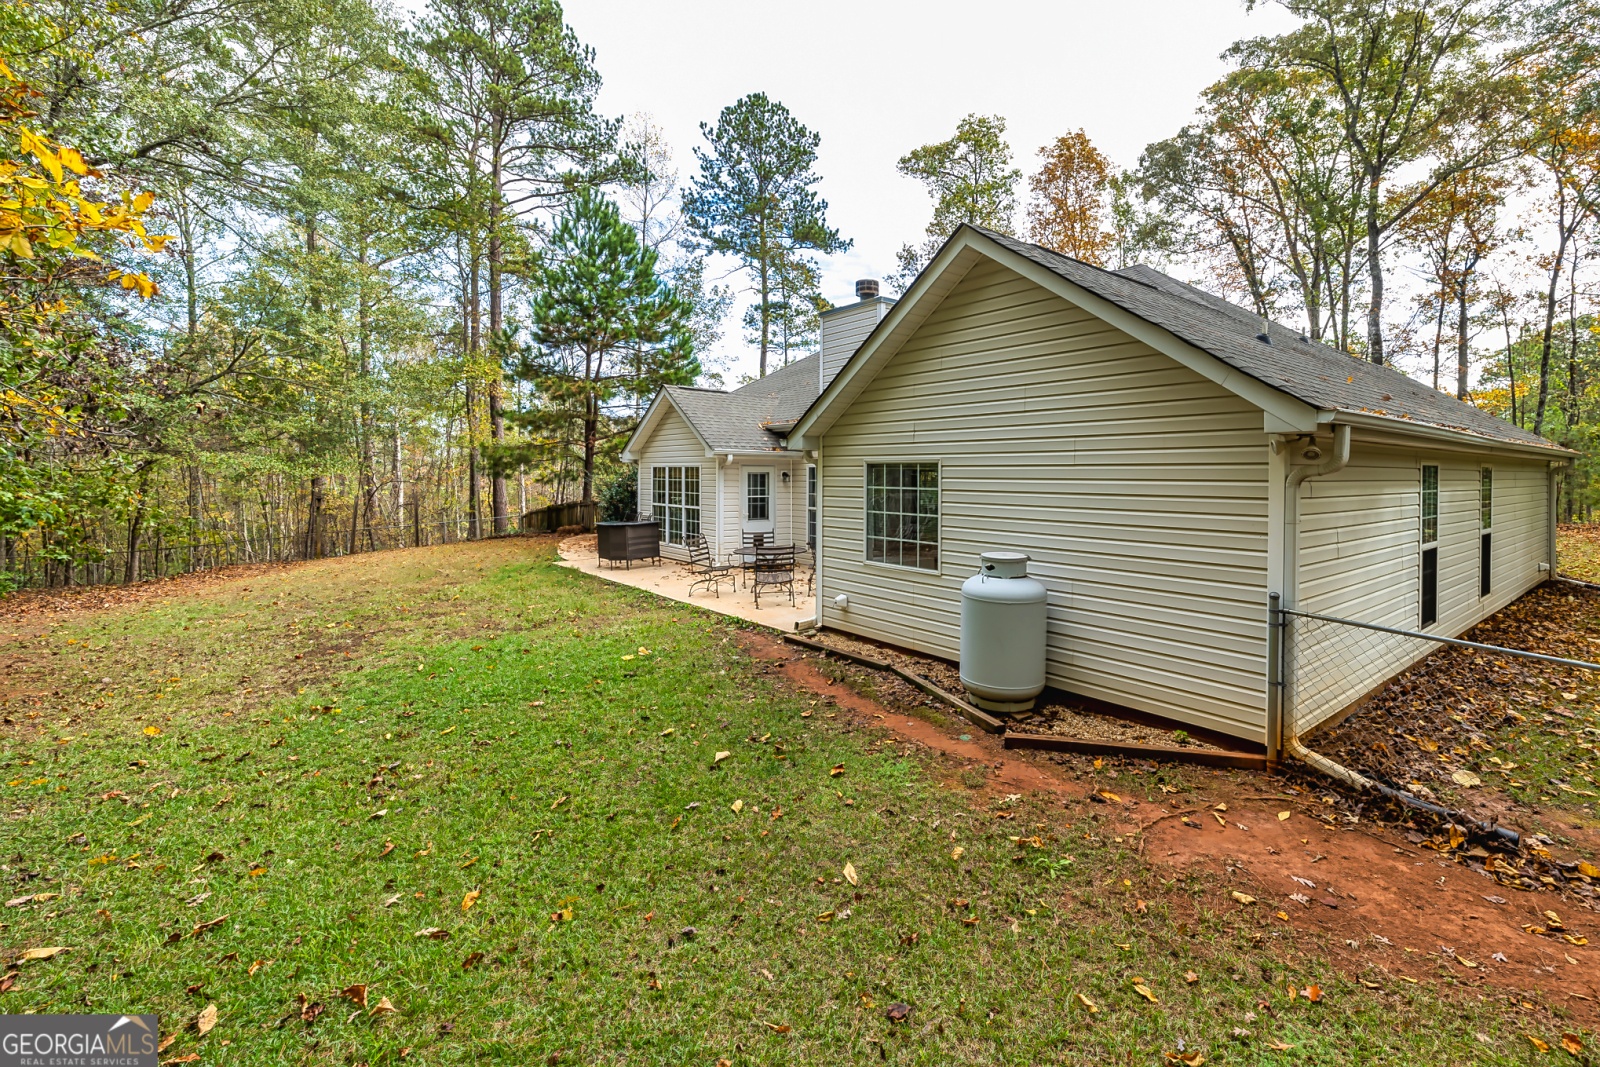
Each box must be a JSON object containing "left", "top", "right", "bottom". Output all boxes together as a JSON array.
[{"left": 0, "top": 539, "right": 1575, "bottom": 1064}]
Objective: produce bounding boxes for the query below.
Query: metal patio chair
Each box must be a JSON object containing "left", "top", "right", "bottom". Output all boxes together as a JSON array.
[
  {"left": 685, "top": 535, "right": 736, "bottom": 598},
  {"left": 750, "top": 546, "right": 797, "bottom": 609}
]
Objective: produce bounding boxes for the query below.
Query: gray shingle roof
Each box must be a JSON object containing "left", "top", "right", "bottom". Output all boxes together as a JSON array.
[
  {"left": 663, "top": 353, "right": 820, "bottom": 452},
  {"left": 977, "top": 227, "right": 1561, "bottom": 452}
]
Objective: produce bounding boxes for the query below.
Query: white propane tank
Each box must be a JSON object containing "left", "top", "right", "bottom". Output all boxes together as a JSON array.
[{"left": 959, "top": 551, "right": 1047, "bottom": 714}]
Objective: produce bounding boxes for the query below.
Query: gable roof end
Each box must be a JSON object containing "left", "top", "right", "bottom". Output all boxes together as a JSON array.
[{"left": 789, "top": 225, "right": 1568, "bottom": 457}]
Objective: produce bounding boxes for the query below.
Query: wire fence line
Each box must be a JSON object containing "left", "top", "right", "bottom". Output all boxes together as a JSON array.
[
  {"left": 1269, "top": 593, "right": 1600, "bottom": 750},
  {"left": 0, "top": 506, "right": 589, "bottom": 592}
]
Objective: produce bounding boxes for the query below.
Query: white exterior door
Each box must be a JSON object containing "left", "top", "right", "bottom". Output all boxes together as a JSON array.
[{"left": 743, "top": 467, "right": 774, "bottom": 536}]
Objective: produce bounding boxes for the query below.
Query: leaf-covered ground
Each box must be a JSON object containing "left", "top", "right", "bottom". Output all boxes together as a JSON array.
[{"left": 0, "top": 539, "right": 1589, "bottom": 1064}]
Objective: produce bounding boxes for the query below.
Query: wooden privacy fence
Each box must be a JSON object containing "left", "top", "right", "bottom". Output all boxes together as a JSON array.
[{"left": 521, "top": 501, "right": 596, "bottom": 534}]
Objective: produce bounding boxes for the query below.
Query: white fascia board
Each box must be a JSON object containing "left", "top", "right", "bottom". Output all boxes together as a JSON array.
[
  {"left": 1332, "top": 409, "right": 1577, "bottom": 461},
  {"left": 620, "top": 390, "right": 716, "bottom": 463}
]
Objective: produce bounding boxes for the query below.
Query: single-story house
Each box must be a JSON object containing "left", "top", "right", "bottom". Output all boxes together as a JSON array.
[
  {"left": 628, "top": 225, "right": 1571, "bottom": 751},
  {"left": 621, "top": 281, "right": 894, "bottom": 562}
]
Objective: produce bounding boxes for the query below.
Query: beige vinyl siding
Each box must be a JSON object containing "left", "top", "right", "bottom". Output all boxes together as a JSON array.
[
  {"left": 1291, "top": 446, "right": 1550, "bottom": 734},
  {"left": 818, "top": 259, "right": 1272, "bottom": 740},
  {"left": 721, "top": 457, "right": 807, "bottom": 555},
  {"left": 633, "top": 404, "right": 708, "bottom": 562}
]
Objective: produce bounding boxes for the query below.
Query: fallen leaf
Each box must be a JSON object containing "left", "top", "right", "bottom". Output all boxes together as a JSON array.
[
  {"left": 731, "top": 800, "right": 744, "bottom": 813},
  {"left": 369, "top": 809, "right": 387, "bottom": 820},
  {"left": 248, "top": 959, "right": 266, "bottom": 976},
  {"left": 1133, "top": 983, "right": 1159, "bottom": 1003},
  {"left": 765, "top": 1022, "right": 791, "bottom": 1034},
  {"left": 951, "top": 847, "right": 964, "bottom": 860},
  {"left": 1097, "top": 790, "right": 1122, "bottom": 803},
  {"left": 462, "top": 890, "right": 480, "bottom": 912},
  {"left": 1076, "top": 992, "right": 1098, "bottom": 1013},
  {"left": 1563, "top": 1033, "right": 1584, "bottom": 1055},
  {"left": 461, "top": 951, "right": 485, "bottom": 969},
  {"left": 1452, "top": 770, "right": 1482, "bottom": 788},
  {"left": 844, "top": 862, "right": 859, "bottom": 886},
  {"left": 1184, "top": 971, "right": 1199, "bottom": 984},
  {"left": 1230, "top": 891, "right": 1255, "bottom": 905},
  {"left": 144, "top": 726, "right": 161, "bottom": 736},
  {"left": 713, "top": 751, "right": 730, "bottom": 764},
  {"left": 19, "top": 947, "right": 70, "bottom": 961},
  {"left": 1304, "top": 984, "right": 1323, "bottom": 1002},
  {"left": 1171, "top": 1053, "right": 1206, "bottom": 1067},
  {"left": 885, "top": 1002, "right": 912, "bottom": 1021},
  {"left": 195, "top": 1003, "right": 217, "bottom": 1036},
  {"left": 1528, "top": 1035, "right": 1552, "bottom": 1052},
  {"left": 342, "top": 984, "right": 368, "bottom": 1007},
  {"left": 830, "top": 764, "right": 845, "bottom": 776},
  {"left": 1268, "top": 1040, "right": 1294, "bottom": 1051},
  {"left": 414, "top": 928, "right": 450, "bottom": 940},
  {"left": 370, "top": 997, "right": 397, "bottom": 1018},
  {"left": 1277, "top": 811, "right": 1291, "bottom": 821}
]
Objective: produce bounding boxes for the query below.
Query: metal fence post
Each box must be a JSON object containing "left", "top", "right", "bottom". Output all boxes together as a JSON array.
[{"left": 1266, "top": 591, "right": 1285, "bottom": 767}]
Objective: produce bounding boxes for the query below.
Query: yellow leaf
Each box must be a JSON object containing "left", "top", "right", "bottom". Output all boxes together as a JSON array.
[
  {"left": 1098, "top": 790, "right": 1122, "bottom": 803},
  {"left": 20, "top": 946, "right": 70, "bottom": 961},
  {"left": 1075, "top": 992, "right": 1098, "bottom": 1013},
  {"left": 713, "top": 751, "right": 730, "bottom": 764},
  {"left": 143, "top": 726, "right": 161, "bottom": 736},
  {"left": 195, "top": 1002, "right": 217, "bottom": 1036},
  {"left": 9, "top": 233, "right": 33, "bottom": 259},
  {"left": 58, "top": 146, "right": 87, "bottom": 176},
  {"left": 1527, "top": 1035, "right": 1551, "bottom": 1052},
  {"left": 369, "top": 996, "right": 397, "bottom": 1018},
  {"left": 1230, "top": 891, "right": 1255, "bottom": 905},
  {"left": 1277, "top": 811, "right": 1291, "bottom": 821},
  {"left": 131, "top": 190, "right": 155, "bottom": 213},
  {"left": 1561, "top": 1033, "right": 1583, "bottom": 1055},
  {"left": 1578, "top": 862, "right": 1600, "bottom": 879},
  {"left": 951, "top": 847, "right": 964, "bottom": 860},
  {"left": 844, "top": 862, "right": 859, "bottom": 886},
  {"left": 1132, "top": 982, "right": 1159, "bottom": 1003},
  {"left": 462, "top": 889, "right": 479, "bottom": 912},
  {"left": 731, "top": 799, "right": 743, "bottom": 813}
]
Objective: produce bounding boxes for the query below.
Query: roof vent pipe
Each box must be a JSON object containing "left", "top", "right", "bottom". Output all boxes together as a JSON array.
[{"left": 855, "top": 279, "right": 879, "bottom": 301}]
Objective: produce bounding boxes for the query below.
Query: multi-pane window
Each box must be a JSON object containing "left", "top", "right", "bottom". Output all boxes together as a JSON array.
[
  {"left": 1421, "top": 465, "right": 1439, "bottom": 546},
  {"left": 746, "top": 471, "right": 770, "bottom": 522},
  {"left": 651, "top": 465, "right": 700, "bottom": 546},
  {"left": 1421, "top": 465, "right": 1439, "bottom": 626},
  {"left": 1480, "top": 467, "right": 1493, "bottom": 597},
  {"left": 806, "top": 466, "right": 817, "bottom": 548},
  {"left": 866, "top": 462, "right": 939, "bottom": 570}
]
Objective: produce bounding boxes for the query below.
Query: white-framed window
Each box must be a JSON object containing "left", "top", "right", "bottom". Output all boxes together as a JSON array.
[
  {"left": 1420, "top": 464, "right": 1439, "bottom": 626},
  {"left": 806, "top": 465, "right": 817, "bottom": 548},
  {"left": 651, "top": 465, "right": 700, "bottom": 546},
  {"left": 865, "top": 462, "right": 939, "bottom": 570},
  {"left": 745, "top": 470, "right": 770, "bottom": 523},
  {"left": 1480, "top": 466, "right": 1493, "bottom": 597}
]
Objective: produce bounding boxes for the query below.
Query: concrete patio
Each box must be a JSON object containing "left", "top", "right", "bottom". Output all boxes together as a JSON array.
[{"left": 556, "top": 534, "right": 817, "bottom": 631}]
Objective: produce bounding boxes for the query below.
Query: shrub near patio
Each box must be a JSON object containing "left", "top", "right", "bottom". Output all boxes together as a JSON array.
[{"left": 0, "top": 541, "right": 1579, "bottom": 1064}]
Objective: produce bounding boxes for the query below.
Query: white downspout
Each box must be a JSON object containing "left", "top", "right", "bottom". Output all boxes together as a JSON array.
[{"left": 1276, "top": 422, "right": 1351, "bottom": 770}]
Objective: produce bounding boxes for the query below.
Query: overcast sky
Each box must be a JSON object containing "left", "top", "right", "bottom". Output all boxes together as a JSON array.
[{"left": 562, "top": 0, "right": 1305, "bottom": 383}]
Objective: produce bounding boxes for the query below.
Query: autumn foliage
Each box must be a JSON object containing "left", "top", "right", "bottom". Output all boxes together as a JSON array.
[{"left": 1027, "top": 130, "right": 1115, "bottom": 266}]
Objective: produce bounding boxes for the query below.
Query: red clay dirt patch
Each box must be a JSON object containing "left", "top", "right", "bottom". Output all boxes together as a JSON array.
[{"left": 739, "top": 629, "right": 1600, "bottom": 1021}]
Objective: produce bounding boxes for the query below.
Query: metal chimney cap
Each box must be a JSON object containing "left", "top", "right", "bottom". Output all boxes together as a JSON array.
[{"left": 855, "top": 279, "right": 879, "bottom": 300}]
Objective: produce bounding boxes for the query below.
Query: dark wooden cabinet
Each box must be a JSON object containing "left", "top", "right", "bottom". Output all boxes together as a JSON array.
[{"left": 597, "top": 521, "right": 661, "bottom": 567}]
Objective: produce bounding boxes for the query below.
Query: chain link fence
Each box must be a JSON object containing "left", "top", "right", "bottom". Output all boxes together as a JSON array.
[{"left": 1270, "top": 592, "right": 1600, "bottom": 751}]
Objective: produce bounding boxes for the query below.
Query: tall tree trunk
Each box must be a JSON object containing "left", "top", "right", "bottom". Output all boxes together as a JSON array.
[
  {"left": 1365, "top": 173, "right": 1385, "bottom": 365},
  {"left": 467, "top": 253, "right": 482, "bottom": 540},
  {"left": 124, "top": 467, "right": 153, "bottom": 585},
  {"left": 487, "top": 142, "right": 508, "bottom": 533},
  {"left": 357, "top": 242, "right": 377, "bottom": 551},
  {"left": 1533, "top": 190, "right": 1572, "bottom": 438},
  {"left": 582, "top": 350, "right": 599, "bottom": 504},
  {"left": 1455, "top": 265, "right": 1472, "bottom": 401},
  {"left": 306, "top": 475, "right": 326, "bottom": 560}
]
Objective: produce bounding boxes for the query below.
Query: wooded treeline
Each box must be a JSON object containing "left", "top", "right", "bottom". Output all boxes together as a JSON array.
[{"left": 3, "top": 0, "right": 1599, "bottom": 591}]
